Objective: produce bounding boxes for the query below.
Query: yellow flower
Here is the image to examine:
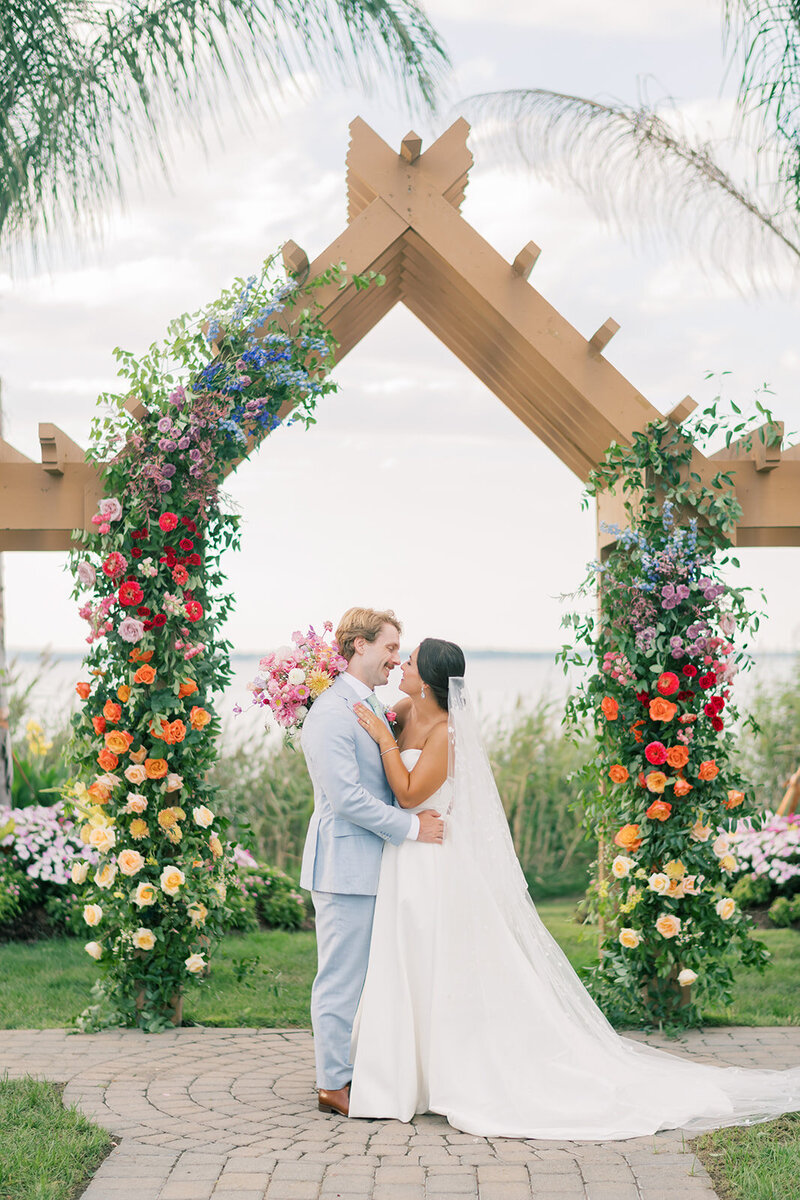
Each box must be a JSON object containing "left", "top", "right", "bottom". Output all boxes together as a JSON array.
[
  {"left": 84, "top": 941, "right": 103, "bottom": 960},
  {"left": 618, "top": 928, "right": 642, "bottom": 949},
  {"left": 619, "top": 888, "right": 642, "bottom": 914},
  {"left": 655, "top": 914, "right": 681, "bottom": 939},
  {"left": 94, "top": 863, "right": 118, "bottom": 890},
  {"left": 664, "top": 859, "right": 685, "bottom": 880},
  {"left": 192, "top": 805, "right": 214, "bottom": 829},
  {"left": 134, "top": 882, "right": 157, "bottom": 907},
  {"left": 187, "top": 901, "right": 208, "bottom": 926},
  {"left": 160, "top": 866, "right": 185, "bottom": 896},
  {"left": 165, "top": 825, "right": 183, "bottom": 844},
  {"left": 71, "top": 860, "right": 90, "bottom": 885},
  {"left": 716, "top": 897, "right": 736, "bottom": 921},
  {"left": 185, "top": 953, "right": 206, "bottom": 974},
  {"left": 129, "top": 819, "right": 149, "bottom": 840},
  {"left": 117, "top": 849, "right": 145, "bottom": 877},
  {"left": 306, "top": 669, "right": 333, "bottom": 699},
  {"left": 209, "top": 833, "right": 223, "bottom": 859},
  {"left": 83, "top": 904, "right": 103, "bottom": 927},
  {"left": 132, "top": 928, "right": 156, "bottom": 951},
  {"left": 719, "top": 854, "right": 738, "bottom": 874},
  {"left": 157, "top": 807, "right": 181, "bottom": 830},
  {"left": 89, "top": 826, "right": 116, "bottom": 855}
]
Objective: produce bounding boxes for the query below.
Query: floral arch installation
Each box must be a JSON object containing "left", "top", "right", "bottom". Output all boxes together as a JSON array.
[{"left": 1, "top": 118, "right": 799, "bottom": 1029}]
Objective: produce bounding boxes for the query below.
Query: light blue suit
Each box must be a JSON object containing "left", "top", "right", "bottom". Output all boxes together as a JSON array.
[{"left": 300, "top": 674, "right": 413, "bottom": 1089}]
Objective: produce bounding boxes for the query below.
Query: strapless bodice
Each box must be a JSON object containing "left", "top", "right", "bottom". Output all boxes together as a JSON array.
[{"left": 398, "top": 748, "right": 450, "bottom": 814}]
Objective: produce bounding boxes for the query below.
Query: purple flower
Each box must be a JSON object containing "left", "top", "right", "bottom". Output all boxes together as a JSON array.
[
  {"left": 169, "top": 386, "right": 186, "bottom": 409},
  {"left": 162, "top": 463, "right": 176, "bottom": 478},
  {"left": 159, "top": 480, "right": 173, "bottom": 492},
  {"left": 178, "top": 436, "right": 191, "bottom": 450},
  {"left": 189, "top": 449, "right": 202, "bottom": 462},
  {"left": 157, "top": 417, "right": 173, "bottom": 433}
]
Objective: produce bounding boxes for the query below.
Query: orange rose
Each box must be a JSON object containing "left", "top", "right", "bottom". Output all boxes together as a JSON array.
[
  {"left": 117, "top": 684, "right": 131, "bottom": 703},
  {"left": 91, "top": 716, "right": 107, "bottom": 736},
  {"left": 178, "top": 679, "right": 198, "bottom": 699},
  {"left": 190, "top": 706, "right": 211, "bottom": 730},
  {"left": 666, "top": 745, "right": 689, "bottom": 769},
  {"left": 646, "top": 799, "right": 672, "bottom": 821},
  {"left": 87, "top": 780, "right": 111, "bottom": 804},
  {"left": 698, "top": 760, "right": 719, "bottom": 781},
  {"left": 76, "top": 682, "right": 91, "bottom": 700},
  {"left": 608, "top": 764, "right": 629, "bottom": 784},
  {"left": 614, "top": 823, "right": 642, "bottom": 852},
  {"left": 630, "top": 720, "right": 645, "bottom": 744},
  {"left": 104, "top": 730, "right": 132, "bottom": 755},
  {"left": 600, "top": 696, "right": 619, "bottom": 721},
  {"left": 103, "top": 700, "right": 122, "bottom": 723},
  {"left": 97, "top": 748, "right": 118, "bottom": 771},
  {"left": 145, "top": 757, "right": 168, "bottom": 779},
  {"left": 164, "top": 720, "right": 186, "bottom": 745},
  {"left": 129, "top": 648, "right": 154, "bottom": 663},
  {"left": 134, "top": 665, "right": 156, "bottom": 685},
  {"left": 649, "top": 698, "right": 678, "bottom": 722},
  {"left": 645, "top": 771, "right": 667, "bottom": 794},
  {"left": 725, "top": 789, "right": 745, "bottom": 809},
  {"left": 673, "top": 778, "right": 694, "bottom": 798}
]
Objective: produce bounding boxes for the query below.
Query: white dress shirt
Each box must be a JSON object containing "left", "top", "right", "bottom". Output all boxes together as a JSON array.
[{"left": 345, "top": 672, "right": 419, "bottom": 841}]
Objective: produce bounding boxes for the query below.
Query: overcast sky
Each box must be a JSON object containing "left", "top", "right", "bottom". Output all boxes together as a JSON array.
[{"left": 1, "top": 0, "right": 798, "bottom": 655}]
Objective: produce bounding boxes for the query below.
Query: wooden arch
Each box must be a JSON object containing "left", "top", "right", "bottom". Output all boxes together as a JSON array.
[{"left": 1, "top": 117, "right": 798, "bottom": 551}]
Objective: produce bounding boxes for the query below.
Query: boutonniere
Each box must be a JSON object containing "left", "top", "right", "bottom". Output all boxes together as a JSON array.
[{"left": 385, "top": 709, "right": 398, "bottom": 733}]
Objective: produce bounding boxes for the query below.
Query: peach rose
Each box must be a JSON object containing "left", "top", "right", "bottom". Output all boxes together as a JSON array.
[
  {"left": 134, "top": 882, "right": 157, "bottom": 907},
  {"left": 600, "top": 696, "right": 619, "bottom": 721},
  {"left": 666, "top": 745, "right": 689, "bottom": 769},
  {"left": 103, "top": 701, "right": 122, "bottom": 723},
  {"left": 618, "top": 928, "right": 642, "bottom": 949},
  {"left": 71, "top": 860, "right": 89, "bottom": 885},
  {"left": 187, "top": 901, "right": 208, "bottom": 927},
  {"left": 185, "top": 953, "right": 206, "bottom": 974},
  {"left": 698, "top": 760, "right": 719, "bottom": 781},
  {"left": 145, "top": 757, "right": 168, "bottom": 779},
  {"left": 85, "top": 941, "right": 103, "bottom": 960},
  {"left": 648, "top": 872, "right": 670, "bottom": 894},
  {"left": 725, "top": 789, "right": 745, "bottom": 809},
  {"left": 678, "top": 968, "right": 697, "bottom": 987},
  {"left": 125, "top": 764, "right": 147, "bottom": 785},
  {"left": 192, "top": 805, "right": 214, "bottom": 829},
  {"left": 160, "top": 865, "right": 185, "bottom": 895},
  {"left": 124, "top": 793, "right": 147, "bottom": 814},
  {"left": 614, "top": 824, "right": 642, "bottom": 852},
  {"left": 712, "top": 834, "right": 730, "bottom": 857},
  {"left": 209, "top": 832, "right": 223, "bottom": 859},
  {"left": 189, "top": 705, "right": 211, "bottom": 730},
  {"left": 87, "top": 780, "right": 111, "bottom": 804},
  {"left": 682, "top": 875, "right": 700, "bottom": 895},
  {"left": 129, "top": 746, "right": 148, "bottom": 764},
  {"left": 134, "top": 664, "right": 156, "bottom": 685},
  {"left": 611, "top": 855, "right": 634, "bottom": 879},
  {"left": 655, "top": 914, "right": 681, "bottom": 939},
  {"left": 645, "top": 771, "right": 668, "bottom": 794},
  {"left": 608, "top": 764, "right": 629, "bottom": 784},
  {"left": 132, "top": 928, "right": 156, "bottom": 951},
  {"left": 117, "top": 848, "right": 145, "bottom": 876},
  {"left": 646, "top": 799, "right": 672, "bottom": 821},
  {"left": 94, "top": 863, "right": 118, "bottom": 889},
  {"left": 716, "top": 897, "right": 736, "bottom": 920},
  {"left": 165, "top": 773, "right": 184, "bottom": 793},
  {"left": 673, "top": 778, "right": 694, "bottom": 798},
  {"left": 83, "top": 904, "right": 103, "bottom": 927},
  {"left": 649, "top": 697, "right": 678, "bottom": 722},
  {"left": 129, "top": 819, "right": 149, "bottom": 840},
  {"left": 690, "top": 818, "right": 712, "bottom": 842},
  {"left": 89, "top": 826, "right": 116, "bottom": 854}
]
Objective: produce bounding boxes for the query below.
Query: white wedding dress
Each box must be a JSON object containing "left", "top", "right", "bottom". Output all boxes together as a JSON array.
[{"left": 348, "top": 680, "right": 800, "bottom": 1139}]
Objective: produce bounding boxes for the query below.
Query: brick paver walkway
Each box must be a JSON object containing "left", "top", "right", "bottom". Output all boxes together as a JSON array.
[{"left": 3, "top": 1026, "right": 799, "bottom": 1200}]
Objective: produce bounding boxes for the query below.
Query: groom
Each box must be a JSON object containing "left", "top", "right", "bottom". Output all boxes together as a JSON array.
[{"left": 300, "top": 607, "right": 444, "bottom": 1116}]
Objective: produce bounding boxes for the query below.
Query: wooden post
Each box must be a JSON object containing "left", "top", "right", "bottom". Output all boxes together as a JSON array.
[{"left": 0, "top": 381, "right": 13, "bottom": 807}]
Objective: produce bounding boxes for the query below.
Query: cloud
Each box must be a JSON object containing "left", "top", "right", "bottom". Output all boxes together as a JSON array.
[{"left": 425, "top": 0, "right": 718, "bottom": 36}]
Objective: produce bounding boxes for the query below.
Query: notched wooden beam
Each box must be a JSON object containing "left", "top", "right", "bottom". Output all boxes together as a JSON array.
[
  {"left": 124, "top": 394, "right": 149, "bottom": 422},
  {"left": 665, "top": 396, "right": 697, "bottom": 425},
  {"left": 512, "top": 242, "right": 541, "bottom": 279},
  {"left": 282, "top": 240, "right": 309, "bottom": 277},
  {"left": 589, "top": 318, "right": 620, "bottom": 353},
  {"left": 38, "top": 424, "right": 86, "bottom": 476},
  {"left": 400, "top": 131, "right": 422, "bottom": 163},
  {"left": 0, "top": 439, "right": 33, "bottom": 464}
]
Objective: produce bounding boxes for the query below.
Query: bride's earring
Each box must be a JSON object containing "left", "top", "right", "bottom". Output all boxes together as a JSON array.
[{"left": 420, "top": 684, "right": 426, "bottom": 699}]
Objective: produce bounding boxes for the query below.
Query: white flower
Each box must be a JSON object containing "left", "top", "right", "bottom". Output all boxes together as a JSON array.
[
  {"left": 287, "top": 667, "right": 306, "bottom": 685},
  {"left": 716, "top": 897, "right": 736, "bottom": 921},
  {"left": 160, "top": 866, "right": 185, "bottom": 895},
  {"left": 132, "top": 928, "right": 156, "bottom": 951},
  {"left": 71, "top": 860, "right": 89, "bottom": 885},
  {"left": 84, "top": 941, "right": 103, "bottom": 960},
  {"left": 678, "top": 968, "right": 698, "bottom": 987},
  {"left": 712, "top": 834, "right": 730, "bottom": 858},
  {"left": 611, "top": 856, "right": 634, "bottom": 879},
  {"left": 83, "top": 904, "right": 103, "bottom": 927},
  {"left": 648, "top": 872, "right": 670, "bottom": 894},
  {"left": 94, "top": 863, "right": 118, "bottom": 890},
  {"left": 185, "top": 953, "right": 206, "bottom": 974},
  {"left": 212, "top": 881, "right": 227, "bottom": 903},
  {"left": 192, "top": 805, "right": 214, "bottom": 828}
]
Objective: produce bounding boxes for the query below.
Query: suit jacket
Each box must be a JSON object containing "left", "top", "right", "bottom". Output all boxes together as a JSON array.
[{"left": 299, "top": 674, "right": 413, "bottom": 894}]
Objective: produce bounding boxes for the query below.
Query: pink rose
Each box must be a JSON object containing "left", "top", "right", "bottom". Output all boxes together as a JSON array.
[
  {"left": 118, "top": 616, "right": 145, "bottom": 643},
  {"left": 99, "top": 497, "right": 123, "bottom": 521},
  {"left": 76, "top": 561, "right": 96, "bottom": 588}
]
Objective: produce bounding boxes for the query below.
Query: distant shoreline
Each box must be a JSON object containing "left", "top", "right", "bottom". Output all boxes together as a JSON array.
[{"left": 5, "top": 646, "right": 798, "bottom": 662}]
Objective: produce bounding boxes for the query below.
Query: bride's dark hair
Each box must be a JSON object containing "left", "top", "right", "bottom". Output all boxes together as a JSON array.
[{"left": 417, "top": 638, "right": 466, "bottom": 711}]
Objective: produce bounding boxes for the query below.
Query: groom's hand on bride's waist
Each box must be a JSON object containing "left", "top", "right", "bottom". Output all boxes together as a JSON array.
[{"left": 417, "top": 811, "right": 444, "bottom": 844}]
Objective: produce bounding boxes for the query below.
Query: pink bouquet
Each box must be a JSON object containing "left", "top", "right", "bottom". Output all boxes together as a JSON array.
[{"left": 241, "top": 622, "right": 348, "bottom": 732}]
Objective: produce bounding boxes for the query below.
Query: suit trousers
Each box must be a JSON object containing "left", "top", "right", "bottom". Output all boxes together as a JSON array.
[{"left": 311, "top": 890, "right": 376, "bottom": 1090}]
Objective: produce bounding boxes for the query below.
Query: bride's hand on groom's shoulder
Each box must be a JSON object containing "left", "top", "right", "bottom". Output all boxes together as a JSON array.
[{"left": 353, "top": 702, "right": 392, "bottom": 751}]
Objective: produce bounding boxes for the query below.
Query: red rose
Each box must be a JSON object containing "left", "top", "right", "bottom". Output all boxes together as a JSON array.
[
  {"left": 711, "top": 715, "right": 724, "bottom": 731},
  {"left": 131, "top": 547, "right": 142, "bottom": 559},
  {"left": 645, "top": 741, "right": 668, "bottom": 765},
  {"left": 172, "top": 565, "right": 189, "bottom": 585},
  {"left": 152, "top": 613, "right": 167, "bottom": 627},
  {"left": 159, "top": 512, "right": 179, "bottom": 532},
  {"left": 102, "top": 551, "right": 127, "bottom": 580},
  {"left": 682, "top": 665, "right": 698, "bottom": 678},
  {"left": 136, "top": 606, "right": 151, "bottom": 617},
  {"left": 182, "top": 518, "right": 197, "bottom": 534},
  {"left": 657, "top": 672, "right": 680, "bottom": 696},
  {"left": 179, "top": 538, "right": 194, "bottom": 551},
  {"left": 635, "top": 691, "right": 650, "bottom": 706},
  {"left": 131, "top": 527, "right": 148, "bottom": 540},
  {"left": 119, "top": 580, "right": 144, "bottom": 606},
  {"left": 677, "top": 690, "right": 695, "bottom": 702},
  {"left": 184, "top": 600, "right": 203, "bottom": 622},
  {"left": 187, "top": 553, "right": 201, "bottom": 566},
  {"left": 143, "top": 619, "right": 154, "bottom": 630},
  {"left": 698, "top": 672, "right": 717, "bottom": 689}
]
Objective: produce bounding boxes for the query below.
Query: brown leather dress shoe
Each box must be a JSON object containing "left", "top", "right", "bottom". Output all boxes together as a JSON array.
[{"left": 318, "top": 1084, "right": 350, "bottom": 1116}]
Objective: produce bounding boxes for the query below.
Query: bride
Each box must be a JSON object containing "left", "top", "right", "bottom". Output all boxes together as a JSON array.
[{"left": 349, "top": 638, "right": 800, "bottom": 1139}]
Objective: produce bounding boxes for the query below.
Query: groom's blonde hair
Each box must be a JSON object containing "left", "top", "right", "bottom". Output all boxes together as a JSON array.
[{"left": 336, "top": 607, "right": 402, "bottom": 662}]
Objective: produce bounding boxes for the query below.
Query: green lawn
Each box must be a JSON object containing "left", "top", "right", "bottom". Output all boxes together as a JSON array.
[
  {"left": 0, "top": 1076, "right": 112, "bottom": 1200},
  {"left": 2, "top": 900, "right": 797, "bottom": 1029},
  {"left": 696, "top": 1114, "right": 800, "bottom": 1200}
]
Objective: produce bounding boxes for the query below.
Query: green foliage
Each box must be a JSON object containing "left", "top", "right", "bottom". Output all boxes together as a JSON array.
[
  {"left": 559, "top": 399, "right": 779, "bottom": 1029},
  {"left": 241, "top": 865, "right": 307, "bottom": 931},
  {"left": 768, "top": 895, "right": 800, "bottom": 929},
  {"left": 732, "top": 872, "right": 775, "bottom": 909},
  {"left": 735, "top": 659, "right": 800, "bottom": 808},
  {"left": 0, "top": 1075, "right": 112, "bottom": 1200},
  {"left": 696, "top": 1112, "right": 800, "bottom": 1200}
]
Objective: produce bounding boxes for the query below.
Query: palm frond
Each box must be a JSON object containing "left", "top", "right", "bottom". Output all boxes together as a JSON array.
[
  {"left": 0, "top": 0, "right": 450, "bottom": 264},
  {"left": 458, "top": 88, "right": 800, "bottom": 287},
  {"left": 724, "top": 1, "right": 800, "bottom": 215}
]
